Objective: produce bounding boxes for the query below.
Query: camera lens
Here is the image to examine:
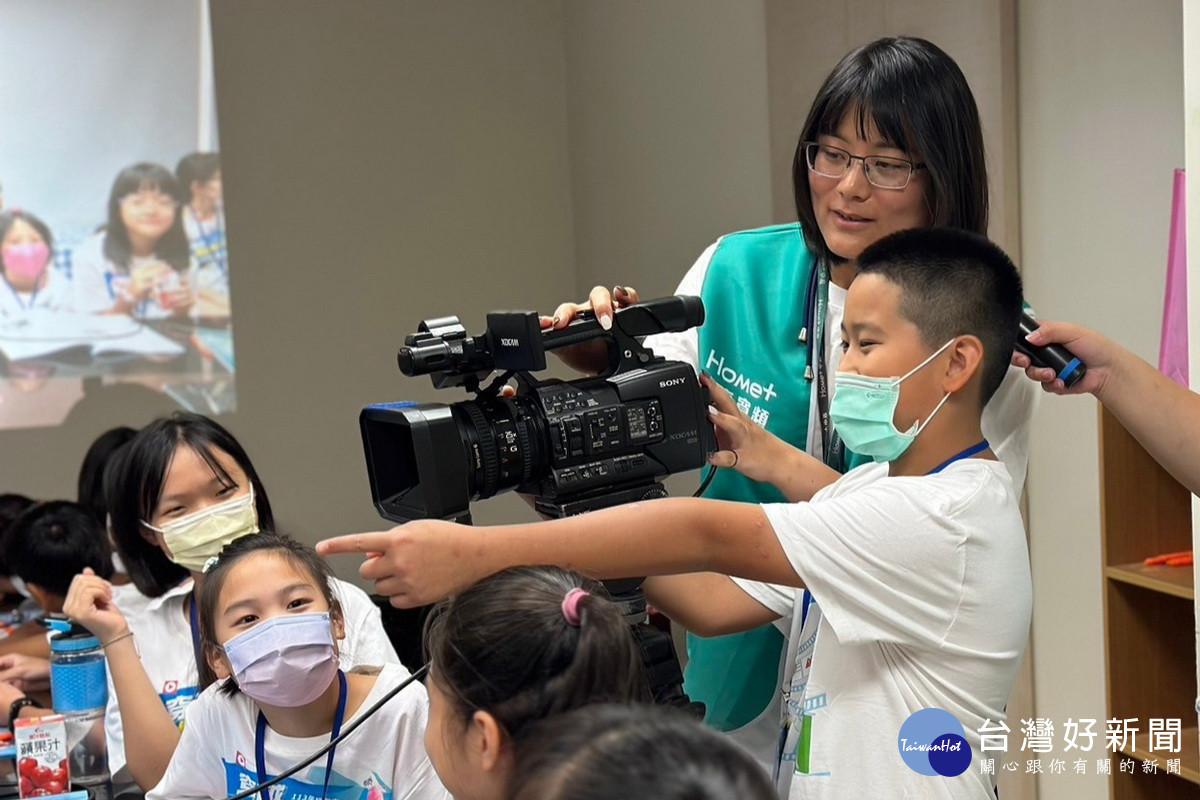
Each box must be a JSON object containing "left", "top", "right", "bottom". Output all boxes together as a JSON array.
[{"left": 454, "top": 395, "right": 548, "bottom": 500}]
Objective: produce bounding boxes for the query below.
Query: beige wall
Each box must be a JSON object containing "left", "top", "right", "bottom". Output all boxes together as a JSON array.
[
  {"left": 563, "top": 1, "right": 774, "bottom": 300},
  {"left": 1019, "top": 0, "right": 1184, "bottom": 797},
  {"left": 763, "top": 0, "right": 1019, "bottom": 250}
]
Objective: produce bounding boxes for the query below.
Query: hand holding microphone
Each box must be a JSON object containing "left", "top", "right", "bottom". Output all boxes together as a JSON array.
[
  {"left": 1014, "top": 313, "right": 1087, "bottom": 388},
  {"left": 1012, "top": 315, "right": 1113, "bottom": 396}
]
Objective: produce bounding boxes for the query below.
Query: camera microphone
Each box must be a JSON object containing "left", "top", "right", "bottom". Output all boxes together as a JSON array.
[{"left": 1015, "top": 312, "right": 1086, "bottom": 388}]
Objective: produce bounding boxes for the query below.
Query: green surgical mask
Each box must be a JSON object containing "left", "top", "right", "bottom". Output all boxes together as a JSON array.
[
  {"left": 143, "top": 487, "right": 260, "bottom": 572},
  {"left": 829, "top": 339, "right": 954, "bottom": 463}
]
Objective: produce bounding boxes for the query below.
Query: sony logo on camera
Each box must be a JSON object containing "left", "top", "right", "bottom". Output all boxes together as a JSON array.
[{"left": 658, "top": 377, "right": 688, "bottom": 389}]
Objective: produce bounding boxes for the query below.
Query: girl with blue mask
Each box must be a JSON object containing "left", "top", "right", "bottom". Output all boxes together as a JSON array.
[
  {"left": 63, "top": 412, "right": 401, "bottom": 795},
  {"left": 144, "top": 533, "right": 445, "bottom": 800}
]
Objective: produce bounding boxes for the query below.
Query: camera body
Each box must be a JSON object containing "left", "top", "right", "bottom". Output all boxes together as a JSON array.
[{"left": 361, "top": 296, "right": 716, "bottom": 522}]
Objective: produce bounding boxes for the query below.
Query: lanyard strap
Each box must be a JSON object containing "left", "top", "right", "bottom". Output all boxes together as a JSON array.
[
  {"left": 928, "top": 440, "right": 990, "bottom": 475},
  {"left": 255, "top": 670, "right": 348, "bottom": 800},
  {"left": 807, "top": 262, "right": 846, "bottom": 470},
  {"left": 189, "top": 206, "right": 228, "bottom": 275},
  {"left": 2, "top": 276, "right": 38, "bottom": 311}
]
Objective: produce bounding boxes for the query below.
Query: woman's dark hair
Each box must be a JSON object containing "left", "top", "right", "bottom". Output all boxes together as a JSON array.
[
  {"left": 0, "top": 210, "right": 55, "bottom": 262},
  {"left": 510, "top": 704, "right": 776, "bottom": 800},
  {"left": 102, "top": 162, "right": 189, "bottom": 271},
  {"left": 105, "top": 412, "right": 273, "bottom": 597},
  {"left": 424, "top": 567, "right": 650, "bottom": 744},
  {"left": 77, "top": 426, "right": 137, "bottom": 524},
  {"left": 793, "top": 37, "right": 988, "bottom": 263},
  {"left": 0, "top": 494, "right": 36, "bottom": 576},
  {"left": 175, "top": 152, "right": 221, "bottom": 195},
  {"left": 3, "top": 501, "right": 114, "bottom": 597},
  {"left": 196, "top": 531, "right": 342, "bottom": 694}
]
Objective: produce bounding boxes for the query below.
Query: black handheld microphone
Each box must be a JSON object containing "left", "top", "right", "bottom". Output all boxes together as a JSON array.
[{"left": 1015, "top": 312, "right": 1086, "bottom": 388}]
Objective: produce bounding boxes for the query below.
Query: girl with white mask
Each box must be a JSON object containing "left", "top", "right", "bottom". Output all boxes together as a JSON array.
[
  {"left": 63, "top": 412, "right": 401, "bottom": 795},
  {"left": 146, "top": 533, "right": 444, "bottom": 800}
]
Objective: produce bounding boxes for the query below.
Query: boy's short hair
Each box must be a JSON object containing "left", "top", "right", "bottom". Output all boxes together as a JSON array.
[
  {"left": 175, "top": 152, "right": 221, "bottom": 191},
  {"left": 4, "top": 501, "right": 114, "bottom": 597},
  {"left": 856, "top": 227, "right": 1023, "bottom": 403}
]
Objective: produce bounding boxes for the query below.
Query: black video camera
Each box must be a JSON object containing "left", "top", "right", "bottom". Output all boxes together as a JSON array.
[{"left": 360, "top": 295, "right": 717, "bottom": 523}]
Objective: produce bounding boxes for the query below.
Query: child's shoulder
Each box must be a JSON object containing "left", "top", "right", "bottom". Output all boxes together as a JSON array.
[
  {"left": 821, "top": 458, "right": 1016, "bottom": 515},
  {"left": 180, "top": 681, "right": 258, "bottom": 731}
]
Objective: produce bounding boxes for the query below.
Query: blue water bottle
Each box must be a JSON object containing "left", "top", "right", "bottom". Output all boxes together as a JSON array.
[{"left": 47, "top": 619, "right": 110, "bottom": 793}]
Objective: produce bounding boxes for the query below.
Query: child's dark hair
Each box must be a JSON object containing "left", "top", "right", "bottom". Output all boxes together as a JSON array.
[
  {"left": 175, "top": 152, "right": 221, "bottom": 194},
  {"left": 423, "top": 567, "right": 650, "bottom": 744},
  {"left": 77, "top": 426, "right": 137, "bottom": 525},
  {"left": 856, "top": 227, "right": 1023, "bottom": 403},
  {"left": 0, "top": 494, "right": 36, "bottom": 576},
  {"left": 0, "top": 210, "right": 55, "bottom": 255},
  {"left": 196, "top": 531, "right": 342, "bottom": 694},
  {"left": 105, "top": 412, "right": 274, "bottom": 597},
  {"left": 3, "top": 501, "right": 114, "bottom": 597},
  {"left": 103, "top": 162, "right": 189, "bottom": 271},
  {"left": 794, "top": 37, "right": 988, "bottom": 262},
  {"left": 510, "top": 703, "right": 776, "bottom": 800}
]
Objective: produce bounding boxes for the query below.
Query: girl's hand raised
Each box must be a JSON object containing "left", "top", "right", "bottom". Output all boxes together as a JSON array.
[{"left": 62, "top": 568, "right": 129, "bottom": 643}]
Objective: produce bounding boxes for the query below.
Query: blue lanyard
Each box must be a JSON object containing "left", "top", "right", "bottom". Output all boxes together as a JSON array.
[
  {"left": 255, "top": 670, "right": 347, "bottom": 800},
  {"left": 190, "top": 206, "right": 228, "bottom": 275},
  {"left": 928, "top": 440, "right": 990, "bottom": 475},
  {"left": 2, "top": 275, "right": 39, "bottom": 311}
]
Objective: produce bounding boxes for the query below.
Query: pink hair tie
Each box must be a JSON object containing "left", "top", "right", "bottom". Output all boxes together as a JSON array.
[{"left": 561, "top": 588, "right": 588, "bottom": 627}]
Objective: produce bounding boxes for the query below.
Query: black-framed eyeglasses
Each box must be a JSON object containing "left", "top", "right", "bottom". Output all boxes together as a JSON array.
[{"left": 803, "top": 142, "right": 926, "bottom": 190}]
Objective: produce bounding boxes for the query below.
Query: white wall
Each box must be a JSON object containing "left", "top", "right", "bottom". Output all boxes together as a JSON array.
[
  {"left": 1185, "top": 0, "right": 1200, "bottom": 749},
  {"left": 1018, "top": 0, "right": 1184, "bottom": 797}
]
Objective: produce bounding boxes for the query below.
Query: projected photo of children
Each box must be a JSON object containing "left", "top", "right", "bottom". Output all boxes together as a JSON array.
[{"left": 0, "top": 1, "right": 236, "bottom": 430}]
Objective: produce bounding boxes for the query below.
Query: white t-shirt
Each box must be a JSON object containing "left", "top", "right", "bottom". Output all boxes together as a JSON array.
[
  {"left": 732, "top": 459, "right": 1032, "bottom": 799},
  {"left": 69, "top": 233, "right": 183, "bottom": 319},
  {"left": 642, "top": 236, "right": 1037, "bottom": 490},
  {"left": 106, "top": 578, "right": 401, "bottom": 789},
  {"left": 147, "top": 663, "right": 447, "bottom": 800}
]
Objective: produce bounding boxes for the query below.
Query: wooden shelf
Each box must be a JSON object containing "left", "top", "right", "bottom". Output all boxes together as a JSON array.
[
  {"left": 1118, "top": 726, "right": 1200, "bottom": 786},
  {"left": 1099, "top": 407, "right": 1196, "bottom": 800},
  {"left": 1106, "top": 563, "right": 1195, "bottom": 600}
]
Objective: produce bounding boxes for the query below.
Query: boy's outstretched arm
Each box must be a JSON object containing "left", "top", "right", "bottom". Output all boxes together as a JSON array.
[{"left": 318, "top": 497, "right": 800, "bottom": 608}]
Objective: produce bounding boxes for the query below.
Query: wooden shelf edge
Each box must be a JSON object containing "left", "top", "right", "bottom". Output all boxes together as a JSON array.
[
  {"left": 1117, "top": 727, "right": 1200, "bottom": 785},
  {"left": 1105, "top": 563, "right": 1195, "bottom": 600}
]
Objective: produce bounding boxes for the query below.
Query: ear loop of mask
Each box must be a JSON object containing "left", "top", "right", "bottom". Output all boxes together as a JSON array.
[{"left": 899, "top": 338, "right": 958, "bottom": 435}]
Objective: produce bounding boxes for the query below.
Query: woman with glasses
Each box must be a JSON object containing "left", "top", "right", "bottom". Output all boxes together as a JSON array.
[
  {"left": 72, "top": 162, "right": 195, "bottom": 318},
  {"left": 546, "top": 36, "right": 1036, "bottom": 780}
]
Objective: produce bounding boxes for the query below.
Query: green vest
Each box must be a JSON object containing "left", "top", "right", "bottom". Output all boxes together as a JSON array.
[{"left": 683, "top": 223, "right": 866, "bottom": 731}]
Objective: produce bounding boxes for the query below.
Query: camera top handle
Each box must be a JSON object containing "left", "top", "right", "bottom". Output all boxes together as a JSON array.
[{"left": 397, "top": 295, "right": 705, "bottom": 391}]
